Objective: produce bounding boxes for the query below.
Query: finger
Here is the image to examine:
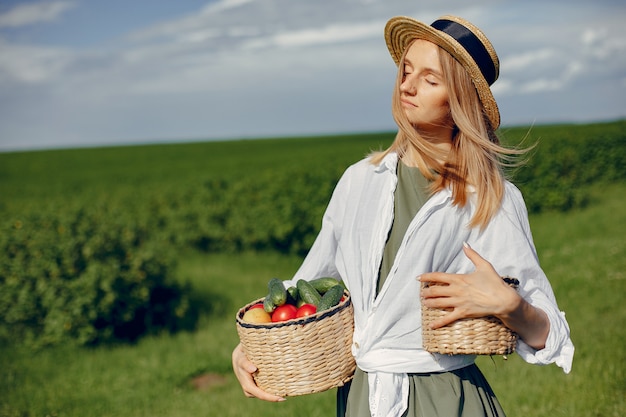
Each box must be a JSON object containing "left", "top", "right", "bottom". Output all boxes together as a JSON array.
[
  {"left": 241, "top": 358, "right": 258, "bottom": 374},
  {"left": 244, "top": 383, "right": 285, "bottom": 402},
  {"left": 462, "top": 242, "right": 492, "bottom": 270},
  {"left": 418, "top": 272, "right": 453, "bottom": 285},
  {"left": 421, "top": 284, "right": 454, "bottom": 299},
  {"left": 429, "top": 309, "right": 464, "bottom": 329},
  {"left": 422, "top": 294, "right": 456, "bottom": 309}
]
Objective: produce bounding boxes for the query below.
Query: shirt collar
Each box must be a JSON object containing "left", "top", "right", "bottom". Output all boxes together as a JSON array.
[
  {"left": 372, "top": 152, "right": 477, "bottom": 193},
  {"left": 373, "top": 152, "right": 399, "bottom": 173}
]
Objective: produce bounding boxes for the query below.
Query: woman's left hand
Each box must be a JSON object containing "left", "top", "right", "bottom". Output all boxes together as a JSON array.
[
  {"left": 419, "top": 242, "right": 520, "bottom": 329},
  {"left": 419, "top": 242, "right": 550, "bottom": 350}
]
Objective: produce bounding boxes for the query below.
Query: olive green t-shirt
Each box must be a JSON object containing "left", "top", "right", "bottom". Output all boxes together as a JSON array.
[{"left": 377, "top": 160, "right": 430, "bottom": 293}]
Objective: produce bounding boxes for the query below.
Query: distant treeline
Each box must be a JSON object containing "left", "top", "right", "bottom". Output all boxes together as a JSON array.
[{"left": 1, "top": 120, "right": 624, "bottom": 347}]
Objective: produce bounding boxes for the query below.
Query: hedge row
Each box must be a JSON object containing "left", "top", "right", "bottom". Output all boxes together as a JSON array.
[
  {"left": 0, "top": 205, "right": 195, "bottom": 347},
  {"left": 508, "top": 122, "right": 626, "bottom": 212}
]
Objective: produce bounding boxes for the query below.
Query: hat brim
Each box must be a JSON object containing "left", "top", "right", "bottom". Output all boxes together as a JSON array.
[{"left": 385, "top": 16, "right": 500, "bottom": 129}]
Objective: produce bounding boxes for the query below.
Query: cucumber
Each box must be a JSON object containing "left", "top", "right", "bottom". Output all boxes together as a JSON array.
[
  {"left": 309, "top": 277, "right": 342, "bottom": 294},
  {"left": 317, "top": 284, "right": 344, "bottom": 312},
  {"left": 286, "top": 286, "right": 299, "bottom": 305},
  {"left": 268, "top": 277, "right": 287, "bottom": 306},
  {"left": 296, "top": 279, "right": 322, "bottom": 306},
  {"left": 263, "top": 296, "right": 276, "bottom": 313}
]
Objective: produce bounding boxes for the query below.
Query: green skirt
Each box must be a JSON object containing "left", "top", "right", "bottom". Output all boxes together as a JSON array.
[{"left": 337, "top": 364, "right": 506, "bottom": 417}]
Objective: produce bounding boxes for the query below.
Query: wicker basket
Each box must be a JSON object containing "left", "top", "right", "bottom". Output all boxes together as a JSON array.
[
  {"left": 235, "top": 291, "right": 356, "bottom": 397},
  {"left": 421, "top": 277, "right": 519, "bottom": 355}
]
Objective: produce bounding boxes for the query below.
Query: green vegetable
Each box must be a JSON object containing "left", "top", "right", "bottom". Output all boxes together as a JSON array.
[
  {"left": 263, "top": 296, "right": 276, "bottom": 313},
  {"left": 267, "top": 277, "right": 287, "bottom": 307},
  {"left": 309, "top": 277, "right": 342, "bottom": 294},
  {"left": 317, "top": 284, "right": 344, "bottom": 312},
  {"left": 296, "top": 279, "right": 322, "bottom": 306},
  {"left": 286, "top": 286, "right": 299, "bottom": 305}
]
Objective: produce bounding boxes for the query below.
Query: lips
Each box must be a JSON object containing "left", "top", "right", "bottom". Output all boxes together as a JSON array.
[{"left": 401, "top": 99, "right": 417, "bottom": 108}]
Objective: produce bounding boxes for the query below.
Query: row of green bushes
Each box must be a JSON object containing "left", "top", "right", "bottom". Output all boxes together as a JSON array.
[
  {"left": 0, "top": 167, "right": 343, "bottom": 347},
  {"left": 507, "top": 121, "right": 626, "bottom": 212},
  {"left": 155, "top": 122, "right": 626, "bottom": 257},
  {"left": 0, "top": 205, "right": 196, "bottom": 348},
  {"left": 1, "top": 121, "right": 624, "bottom": 347}
]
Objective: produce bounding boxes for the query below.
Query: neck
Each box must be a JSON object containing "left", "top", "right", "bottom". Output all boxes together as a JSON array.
[
  {"left": 402, "top": 124, "right": 453, "bottom": 167},
  {"left": 417, "top": 123, "right": 454, "bottom": 147}
]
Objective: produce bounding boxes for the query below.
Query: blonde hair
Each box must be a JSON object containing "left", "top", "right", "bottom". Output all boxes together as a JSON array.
[{"left": 370, "top": 43, "right": 525, "bottom": 229}]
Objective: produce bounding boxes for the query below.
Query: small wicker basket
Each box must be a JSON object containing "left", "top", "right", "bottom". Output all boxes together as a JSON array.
[
  {"left": 235, "top": 291, "right": 356, "bottom": 397},
  {"left": 421, "top": 277, "right": 520, "bottom": 355}
]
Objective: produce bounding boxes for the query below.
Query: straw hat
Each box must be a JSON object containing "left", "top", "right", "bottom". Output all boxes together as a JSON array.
[{"left": 385, "top": 15, "right": 501, "bottom": 129}]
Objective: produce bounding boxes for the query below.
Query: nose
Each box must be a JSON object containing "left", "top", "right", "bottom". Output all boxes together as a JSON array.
[{"left": 400, "top": 76, "right": 416, "bottom": 95}]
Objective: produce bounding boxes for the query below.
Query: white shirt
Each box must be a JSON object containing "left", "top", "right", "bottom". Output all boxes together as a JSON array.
[{"left": 285, "top": 152, "right": 574, "bottom": 417}]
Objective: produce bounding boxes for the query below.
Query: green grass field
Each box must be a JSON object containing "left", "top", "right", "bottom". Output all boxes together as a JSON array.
[{"left": 1, "top": 125, "right": 625, "bottom": 416}]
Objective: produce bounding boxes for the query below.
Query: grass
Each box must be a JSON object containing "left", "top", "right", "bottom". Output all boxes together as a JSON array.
[
  {"left": 1, "top": 123, "right": 625, "bottom": 416},
  {"left": 0, "top": 251, "right": 337, "bottom": 417},
  {"left": 1, "top": 182, "right": 624, "bottom": 416}
]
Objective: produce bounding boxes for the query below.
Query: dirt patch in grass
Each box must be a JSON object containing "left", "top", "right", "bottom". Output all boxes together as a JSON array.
[{"left": 189, "top": 372, "right": 229, "bottom": 391}]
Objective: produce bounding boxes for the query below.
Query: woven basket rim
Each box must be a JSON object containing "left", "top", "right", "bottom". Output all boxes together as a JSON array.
[
  {"left": 501, "top": 276, "right": 519, "bottom": 287},
  {"left": 236, "top": 290, "right": 351, "bottom": 329}
]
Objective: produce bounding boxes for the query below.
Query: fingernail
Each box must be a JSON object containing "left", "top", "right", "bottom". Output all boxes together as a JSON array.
[
  {"left": 278, "top": 398, "right": 286, "bottom": 402},
  {"left": 416, "top": 275, "right": 421, "bottom": 281},
  {"left": 463, "top": 241, "right": 470, "bottom": 249}
]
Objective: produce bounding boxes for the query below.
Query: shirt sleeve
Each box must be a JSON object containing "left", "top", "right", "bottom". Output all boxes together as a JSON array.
[
  {"left": 477, "top": 183, "right": 575, "bottom": 373},
  {"left": 282, "top": 165, "right": 352, "bottom": 288}
]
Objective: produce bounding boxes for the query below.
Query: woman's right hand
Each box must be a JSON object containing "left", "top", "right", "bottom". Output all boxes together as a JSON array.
[{"left": 231, "top": 343, "right": 285, "bottom": 402}]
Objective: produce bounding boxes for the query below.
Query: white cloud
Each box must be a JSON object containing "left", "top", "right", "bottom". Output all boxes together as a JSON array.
[
  {"left": 176, "top": 28, "right": 221, "bottom": 44},
  {"left": 490, "top": 78, "right": 512, "bottom": 96},
  {"left": 200, "top": 0, "right": 256, "bottom": 15},
  {"left": 518, "top": 78, "right": 562, "bottom": 94},
  {"left": 581, "top": 26, "right": 626, "bottom": 59},
  {"left": 0, "top": 40, "right": 72, "bottom": 83},
  {"left": 581, "top": 27, "right": 608, "bottom": 47},
  {"left": 0, "top": 1, "right": 76, "bottom": 28},
  {"left": 500, "top": 49, "right": 555, "bottom": 73},
  {"left": 494, "top": 8, "right": 626, "bottom": 99},
  {"left": 503, "top": 59, "right": 586, "bottom": 95},
  {"left": 243, "top": 20, "right": 381, "bottom": 49},
  {"left": 275, "top": 21, "right": 380, "bottom": 47}
]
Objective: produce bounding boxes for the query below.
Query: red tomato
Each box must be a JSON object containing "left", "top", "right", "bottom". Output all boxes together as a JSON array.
[
  {"left": 296, "top": 304, "right": 317, "bottom": 318},
  {"left": 271, "top": 304, "right": 298, "bottom": 322},
  {"left": 249, "top": 303, "right": 264, "bottom": 310}
]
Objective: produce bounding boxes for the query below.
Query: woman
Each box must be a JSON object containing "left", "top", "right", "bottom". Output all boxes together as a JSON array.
[{"left": 232, "top": 15, "right": 574, "bottom": 417}]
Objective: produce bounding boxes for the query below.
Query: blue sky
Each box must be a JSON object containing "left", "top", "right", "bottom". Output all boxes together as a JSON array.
[{"left": 1, "top": 0, "right": 625, "bottom": 151}]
